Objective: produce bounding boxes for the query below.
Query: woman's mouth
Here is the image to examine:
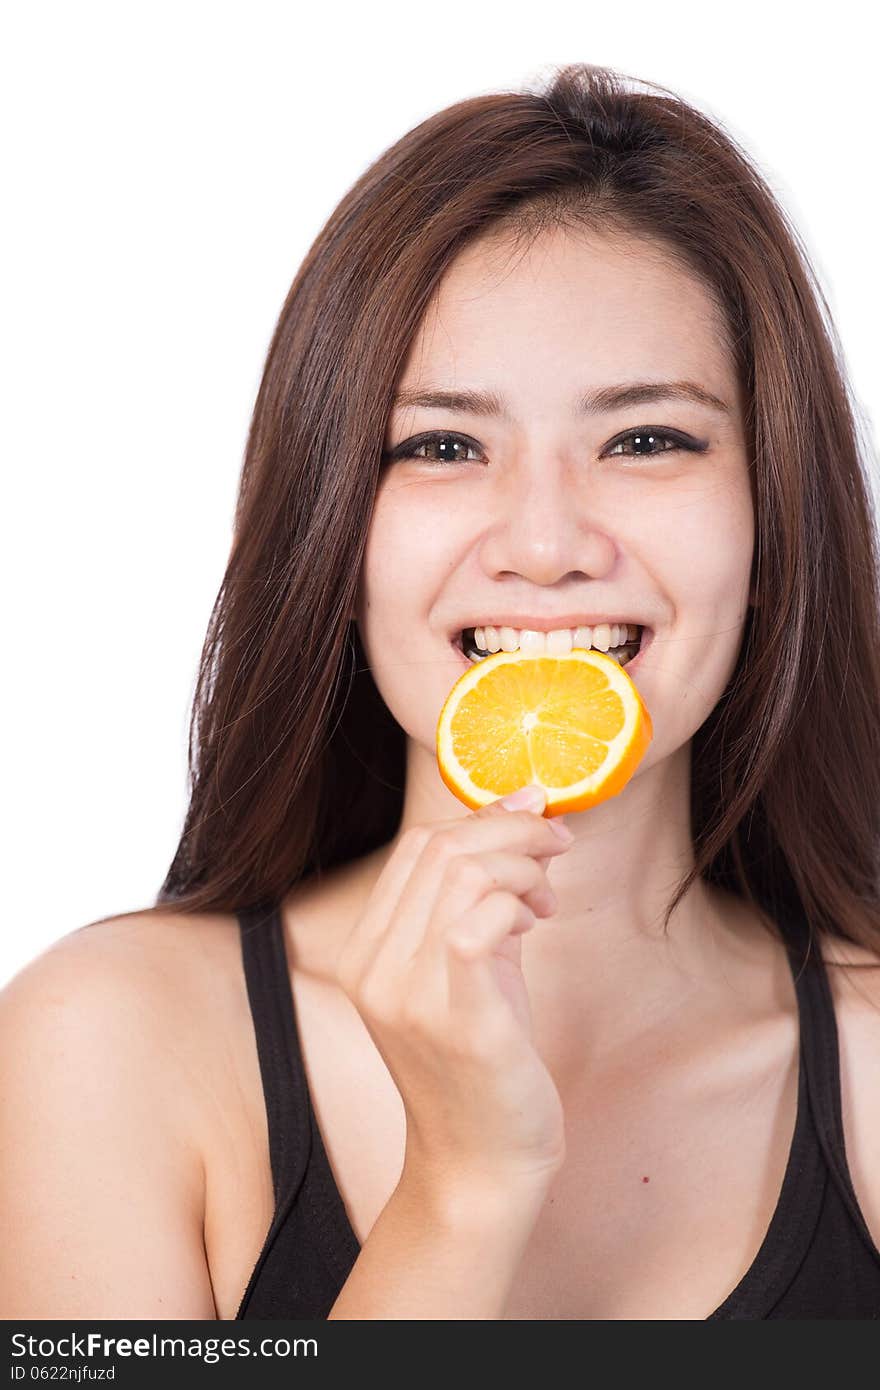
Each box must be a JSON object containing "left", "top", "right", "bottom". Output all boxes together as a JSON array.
[{"left": 450, "top": 622, "right": 653, "bottom": 673}]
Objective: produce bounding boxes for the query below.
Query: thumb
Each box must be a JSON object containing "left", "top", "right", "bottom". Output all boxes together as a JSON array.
[
  {"left": 479, "top": 783, "right": 566, "bottom": 865},
  {"left": 486, "top": 783, "right": 547, "bottom": 814}
]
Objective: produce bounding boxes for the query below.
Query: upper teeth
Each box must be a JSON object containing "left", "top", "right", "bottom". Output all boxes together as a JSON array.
[{"left": 469, "top": 624, "right": 640, "bottom": 655}]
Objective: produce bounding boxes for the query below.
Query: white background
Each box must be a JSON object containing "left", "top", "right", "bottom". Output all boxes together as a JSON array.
[{"left": 2, "top": 1, "right": 877, "bottom": 987}]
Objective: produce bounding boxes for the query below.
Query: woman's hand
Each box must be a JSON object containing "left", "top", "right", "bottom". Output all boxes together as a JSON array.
[{"left": 335, "top": 784, "right": 574, "bottom": 1203}]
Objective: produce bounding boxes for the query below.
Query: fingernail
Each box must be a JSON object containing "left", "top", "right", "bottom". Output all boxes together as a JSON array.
[
  {"left": 498, "top": 784, "right": 546, "bottom": 811},
  {"left": 549, "top": 817, "right": 574, "bottom": 843}
]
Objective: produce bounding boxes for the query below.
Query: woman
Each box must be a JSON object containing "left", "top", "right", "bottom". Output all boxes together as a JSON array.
[{"left": 2, "top": 62, "right": 879, "bottom": 1321}]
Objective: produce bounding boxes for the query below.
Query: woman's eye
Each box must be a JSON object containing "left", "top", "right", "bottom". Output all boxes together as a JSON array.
[
  {"left": 383, "top": 426, "right": 706, "bottom": 466},
  {"left": 384, "top": 431, "right": 484, "bottom": 464},
  {"left": 603, "top": 428, "right": 704, "bottom": 459}
]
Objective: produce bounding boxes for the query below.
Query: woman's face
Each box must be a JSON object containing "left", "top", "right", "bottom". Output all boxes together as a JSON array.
[{"left": 355, "top": 225, "right": 754, "bottom": 798}]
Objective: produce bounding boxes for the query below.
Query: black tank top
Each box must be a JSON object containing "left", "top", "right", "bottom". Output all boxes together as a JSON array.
[{"left": 233, "top": 902, "right": 880, "bottom": 1319}]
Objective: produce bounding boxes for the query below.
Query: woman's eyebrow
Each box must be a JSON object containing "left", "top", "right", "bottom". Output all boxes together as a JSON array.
[{"left": 391, "top": 380, "right": 731, "bottom": 418}]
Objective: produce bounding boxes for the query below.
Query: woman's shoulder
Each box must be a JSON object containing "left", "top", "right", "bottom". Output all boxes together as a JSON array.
[
  {"left": 816, "top": 933, "right": 880, "bottom": 1250},
  {"left": 0, "top": 909, "right": 253, "bottom": 1318},
  {"left": 0, "top": 906, "right": 252, "bottom": 1145},
  {"left": 819, "top": 932, "right": 880, "bottom": 1022},
  {"left": 4, "top": 905, "right": 245, "bottom": 1027},
  {"left": 814, "top": 933, "right": 880, "bottom": 1098}
]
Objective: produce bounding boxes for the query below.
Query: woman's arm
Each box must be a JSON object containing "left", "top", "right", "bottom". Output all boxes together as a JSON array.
[
  {"left": 0, "top": 934, "right": 218, "bottom": 1319},
  {"left": 327, "top": 1161, "right": 550, "bottom": 1319}
]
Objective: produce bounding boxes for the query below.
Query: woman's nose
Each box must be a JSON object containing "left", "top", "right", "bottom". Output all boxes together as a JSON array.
[{"left": 477, "top": 458, "right": 617, "bottom": 586}]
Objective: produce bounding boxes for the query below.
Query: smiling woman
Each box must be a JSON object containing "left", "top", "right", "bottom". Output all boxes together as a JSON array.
[{"left": 2, "top": 61, "right": 880, "bottom": 1323}]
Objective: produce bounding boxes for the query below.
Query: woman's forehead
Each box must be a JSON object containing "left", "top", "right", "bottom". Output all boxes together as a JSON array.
[
  {"left": 397, "top": 228, "right": 738, "bottom": 414},
  {"left": 433, "top": 222, "right": 707, "bottom": 305}
]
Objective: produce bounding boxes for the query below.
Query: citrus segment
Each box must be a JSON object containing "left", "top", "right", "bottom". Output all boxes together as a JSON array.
[{"left": 436, "top": 648, "right": 653, "bottom": 816}]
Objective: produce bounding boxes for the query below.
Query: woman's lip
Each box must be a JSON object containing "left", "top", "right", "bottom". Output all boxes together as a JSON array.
[{"left": 450, "top": 626, "right": 654, "bottom": 672}]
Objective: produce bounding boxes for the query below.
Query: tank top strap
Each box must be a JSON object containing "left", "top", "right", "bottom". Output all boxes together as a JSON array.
[
  {"left": 789, "top": 939, "right": 879, "bottom": 1255},
  {"left": 237, "top": 902, "right": 311, "bottom": 1205}
]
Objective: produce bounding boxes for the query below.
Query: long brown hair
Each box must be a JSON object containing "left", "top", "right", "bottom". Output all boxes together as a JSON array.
[{"left": 147, "top": 62, "right": 880, "bottom": 964}]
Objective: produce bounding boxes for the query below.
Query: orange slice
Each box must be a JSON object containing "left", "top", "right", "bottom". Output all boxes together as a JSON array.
[{"left": 436, "top": 648, "right": 653, "bottom": 816}]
